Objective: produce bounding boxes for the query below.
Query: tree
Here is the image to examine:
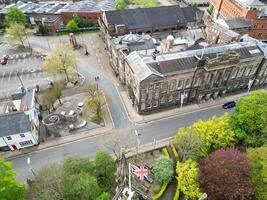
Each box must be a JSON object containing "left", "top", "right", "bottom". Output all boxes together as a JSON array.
[
  {"left": 116, "top": 0, "right": 127, "bottom": 10},
  {"left": 174, "top": 127, "right": 203, "bottom": 162},
  {"left": 199, "top": 148, "right": 255, "bottom": 200},
  {"left": 192, "top": 113, "right": 236, "bottom": 157},
  {"left": 247, "top": 146, "right": 267, "bottom": 200},
  {"left": 83, "top": 84, "right": 108, "bottom": 124},
  {"left": 51, "top": 82, "right": 63, "bottom": 104},
  {"left": 94, "top": 151, "right": 116, "bottom": 190},
  {"left": 25, "top": 163, "right": 64, "bottom": 200},
  {"left": 153, "top": 156, "right": 174, "bottom": 183},
  {"left": 63, "top": 173, "right": 102, "bottom": 200},
  {"left": 5, "top": 7, "right": 27, "bottom": 25},
  {"left": 176, "top": 159, "right": 202, "bottom": 199},
  {"left": 5, "top": 22, "right": 26, "bottom": 48},
  {"left": 43, "top": 44, "right": 76, "bottom": 82},
  {"left": 66, "top": 19, "right": 78, "bottom": 32},
  {"left": 96, "top": 192, "right": 109, "bottom": 200},
  {"left": 230, "top": 91, "right": 267, "bottom": 146},
  {"left": 63, "top": 157, "right": 95, "bottom": 176},
  {"left": 37, "top": 24, "right": 49, "bottom": 36},
  {"left": 73, "top": 14, "right": 93, "bottom": 28},
  {"left": 0, "top": 159, "right": 25, "bottom": 200},
  {"left": 40, "top": 89, "right": 56, "bottom": 113}
]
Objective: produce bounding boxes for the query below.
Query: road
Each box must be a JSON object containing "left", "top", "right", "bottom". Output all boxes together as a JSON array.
[{"left": 9, "top": 105, "right": 231, "bottom": 181}]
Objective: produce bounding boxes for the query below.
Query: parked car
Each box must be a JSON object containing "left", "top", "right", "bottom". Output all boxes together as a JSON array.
[
  {"left": 222, "top": 101, "right": 236, "bottom": 109},
  {"left": 0, "top": 55, "right": 9, "bottom": 65}
]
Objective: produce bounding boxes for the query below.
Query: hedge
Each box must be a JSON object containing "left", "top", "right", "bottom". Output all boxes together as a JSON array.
[
  {"left": 171, "top": 144, "right": 179, "bottom": 160},
  {"left": 162, "top": 147, "right": 170, "bottom": 158},
  {"left": 152, "top": 182, "right": 168, "bottom": 200},
  {"left": 173, "top": 177, "right": 180, "bottom": 200}
]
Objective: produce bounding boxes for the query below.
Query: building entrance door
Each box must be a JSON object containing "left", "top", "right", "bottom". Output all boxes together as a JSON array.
[{"left": 11, "top": 144, "right": 17, "bottom": 150}]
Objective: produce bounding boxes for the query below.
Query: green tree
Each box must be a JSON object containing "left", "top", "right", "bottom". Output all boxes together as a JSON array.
[
  {"left": 95, "top": 151, "right": 116, "bottom": 190},
  {"left": 43, "top": 44, "right": 76, "bottom": 82},
  {"left": 153, "top": 155, "right": 174, "bottom": 183},
  {"left": 174, "top": 127, "right": 203, "bottom": 162},
  {"left": 0, "top": 159, "right": 25, "bottom": 200},
  {"left": 96, "top": 192, "right": 110, "bottom": 200},
  {"left": 73, "top": 14, "right": 93, "bottom": 28},
  {"left": 116, "top": 0, "right": 127, "bottom": 10},
  {"left": 40, "top": 89, "right": 56, "bottom": 113},
  {"left": 63, "top": 157, "right": 95, "bottom": 176},
  {"left": 5, "top": 22, "right": 26, "bottom": 48},
  {"left": 37, "top": 24, "right": 49, "bottom": 35},
  {"left": 176, "top": 159, "right": 202, "bottom": 199},
  {"left": 247, "top": 146, "right": 267, "bottom": 200},
  {"left": 5, "top": 7, "right": 27, "bottom": 25},
  {"left": 230, "top": 91, "right": 267, "bottom": 146},
  {"left": 192, "top": 113, "right": 236, "bottom": 156},
  {"left": 63, "top": 173, "right": 102, "bottom": 200},
  {"left": 66, "top": 19, "right": 78, "bottom": 32},
  {"left": 51, "top": 82, "right": 63, "bottom": 105},
  {"left": 25, "top": 163, "right": 63, "bottom": 200}
]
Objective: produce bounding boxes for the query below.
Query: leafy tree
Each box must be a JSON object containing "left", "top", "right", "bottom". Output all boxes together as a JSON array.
[
  {"left": 25, "top": 163, "right": 64, "bottom": 200},
  {"left": 63, "top": 173, "right": 102, "bottom": 200},
  {"left": 0, "top": 159, "right": 25, "bottom": 200},
  {"left": 40, "top": 89, "right": 56, "bottom": 113},
  {"left": 230, "top": 91, "right": 267, "bottom": 146},
  {"left": 43, "top": 44, "right": 76, "bottom": 82},
  {"left": 5, "top": 22, "right": 26, "bottom": 48},
  {"left": 96, "top": 192, "right": 110, "bottom": 200},
  {"left": 192, "top": 113, "right": 236, "bottom": 156},
  {"left": 37, "top": 24, "right": 49, "bottom": 35},
  {"left": 66, "top": 19, "right": 78, "bottom": 32},
  {"left": 5, "top": 7, "right": 27, "bottom": 25},
  {"left": 247, "top": 146, "right": 267, "bottom": 200},
  {"left": 199, "top": 148, "right": 255, "bottom": 200},
  {"left": 153, "top": 155, "right": 174, "bottom": 183},
  {"left": 63, "top": 157, "right": 95, "bottom": 176},
  {"left": 83, "top": 84, "right": 108, "bottom": 124},
  {"left": 176, "top": 159, "right": 202, "bottom": 199},
  {"left": 73, "top": 14, "right": 93, "bottom": 28},
  {"left": 51, "top": 82, "right": 63, "bottom": 104},
  {"left": 174, "top": 127, "right": 203, "bottom": 162},
  {"left": 116, "top": 0, "right": 127, "bottom": 10},
  {"left": 95, "top": 151, "right": 116, "bottom": 190}
]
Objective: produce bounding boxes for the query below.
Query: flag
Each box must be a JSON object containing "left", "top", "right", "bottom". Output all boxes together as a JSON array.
[{"left": 130, "top": 164, "right": 149, "bottom": 181}]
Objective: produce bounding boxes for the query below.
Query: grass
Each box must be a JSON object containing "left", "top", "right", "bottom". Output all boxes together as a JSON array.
[{"left": 128, "top": 0, "right": 160, "bottom": 7}]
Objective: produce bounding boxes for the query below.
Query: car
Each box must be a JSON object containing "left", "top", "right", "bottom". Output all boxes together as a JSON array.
[
  {"left": 222, "top": 101, "right": 236, "bottom": 109},
  {"left": 0, "top": 55, "right": 9, "bottom": 65}
]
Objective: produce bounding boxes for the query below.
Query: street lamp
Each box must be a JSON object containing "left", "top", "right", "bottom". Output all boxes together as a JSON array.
[
  {"left": 198, "top": 193, "right": 207, "bottom": 200},
  {"left": 134, "top": 130, "right": 141, "bottom": 154},
  {"left": 180, "top": 91, "right": 185, "bottom": 112},
  {"left": 27, "top": 157, "right": 36, "bottom": 177}
]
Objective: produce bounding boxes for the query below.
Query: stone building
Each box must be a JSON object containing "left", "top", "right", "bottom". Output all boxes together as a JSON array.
[
  {"left": 124, "top": 36, "right": 267, "bottom": 114},
  {"left": 98, "top": 5, "right": 204, "bottom": 44}
]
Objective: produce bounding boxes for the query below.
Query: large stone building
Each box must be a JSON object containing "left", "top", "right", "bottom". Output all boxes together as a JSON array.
[
  {"left": 124, "top": 36, "right": 267, "bottom": 114},
  {"left": 210, "top": 0, "right": 267, "bottom": 40},
  {"left": 98, "top": 5, "right": 204, "bottom": 44}
]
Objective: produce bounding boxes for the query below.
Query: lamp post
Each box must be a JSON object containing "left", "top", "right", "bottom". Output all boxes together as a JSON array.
[
  {"left": 134, "top": 130, "right": 141, "bottom": 155},
  {"left": 198, "top": 193, "right": 207, "bottom": 200},
  {"left": 180, "top": 92, "right": 185, "bottom": 112},
  {"left": 27, "top": 157, "right": 36, "bottom": 177}
]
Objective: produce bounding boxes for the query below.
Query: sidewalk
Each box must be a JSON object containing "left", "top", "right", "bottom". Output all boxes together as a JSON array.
[{"left": 119, "top": 89, "right": 267, "bottom": 124}]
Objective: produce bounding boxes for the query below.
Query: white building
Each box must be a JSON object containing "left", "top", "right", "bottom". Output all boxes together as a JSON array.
[{"left": 0, "top": 90, "right": 40, "bottom": 151}]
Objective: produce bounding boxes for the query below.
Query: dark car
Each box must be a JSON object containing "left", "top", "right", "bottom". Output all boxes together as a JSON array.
[
  {"left": 222, "top": 101, "right": 236, "bottom": 109},
  {"left": 0, "top": 55, "right": 9, "bottom": 65}
]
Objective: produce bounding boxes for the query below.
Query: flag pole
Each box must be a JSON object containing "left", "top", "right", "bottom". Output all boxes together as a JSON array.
[{"left": 129, "top": 163, "right": 132, "bottom": 193}]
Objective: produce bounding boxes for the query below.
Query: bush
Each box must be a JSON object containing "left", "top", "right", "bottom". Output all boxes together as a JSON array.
[
  {"left": 171, "top": 144, "right": 179, "bottom": 159},
  {"left": 152, "top": 183, "right": 168, "bottom": 200},
  {"left": 153, "top": 155, "right": 174, "bottom": 183},
  {"left": 162, "top": 147, "right": 169, "bottom": 157},
  {"left": 173, "top": 177, "right": 180, "bottom": 200}
]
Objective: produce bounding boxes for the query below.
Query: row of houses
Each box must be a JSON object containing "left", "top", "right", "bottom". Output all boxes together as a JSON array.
[{"left": 99, "top": 5, "right": 267, "bottom": 114}]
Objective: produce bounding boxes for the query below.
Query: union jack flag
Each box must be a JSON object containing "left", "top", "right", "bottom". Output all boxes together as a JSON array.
[{"left": 130, "top": 164, "right": 149, "bottom": 181}]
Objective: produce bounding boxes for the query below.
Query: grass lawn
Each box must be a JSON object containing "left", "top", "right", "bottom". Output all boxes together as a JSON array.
[{"left": 128, "top": 0, "right": 160, "bottom": 7}]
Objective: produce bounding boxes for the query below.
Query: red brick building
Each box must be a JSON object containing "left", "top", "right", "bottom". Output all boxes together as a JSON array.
[
  {"left": 61, "top": 11, "right": 101, "bottom": 25},
  {"left": 210, "top": 0, "right": 267, "bottom": 40}
]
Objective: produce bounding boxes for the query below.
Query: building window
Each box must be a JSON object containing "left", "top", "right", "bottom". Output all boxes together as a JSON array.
[
  {"left": 20, "top": 134, "right": 25, "bottom": 138},
  {"left": 208, "top": 73, "right": 214, "bottom": 84},
  {"left": 169, "top": 80, "right": 176, "bottom": 91},
  {"left": 237, "top": 67, "right": 245, "bottom": 77},
  {"left": 250, "top": 66, "right": 257, "bottom": 75},
  {"left": 147, "top": 101, "right": 152, "bottom": 109},
  {"left": 161, "top": 83, "right": 168, "bottom": 93},
  {"left": 169, "top": 94, "right": 173, "bottom": 102},
  {"left": 6, "top": 136, "right": 12, "bottom": 140},
  {"left": 148, "top": 90, "right": 153, "bottom": 100},
  {"left": 185, "top": 79, "right": 191, "bottom": 88},
  {"left": 177, "top": 80, "right": 183, "bottom": 89},
  {"left": 19, "top": 140, "right": 33, "bottom": 147},
  {"left": 141, "top": 90, "right": 146, "bottom": 101},
  {"left": 176, "top": 91, "right": 181, "bottom": 100},
  {"left": 155, "top": 89, "right": 159, "bottom": 99},
  {"left": 259, "top": 67, "right": 266, "bottom": 76},
  {"left": 153, "top": 101, "right": 159, "bottom": 107},
  {"left": 160, "top": 96, "right": 165, "bottom": 104},
  {"left": 231, "top": 68, "right": 238, "bottom": 79},
  {"left": 141, "top": 103, "right": 145, "bottom": 110},
  {"left": 244, "top": 67, "right": 251, "bottom": 76}
]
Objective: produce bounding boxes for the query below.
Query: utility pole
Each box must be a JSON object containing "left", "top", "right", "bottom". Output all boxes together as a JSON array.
[
  {"left": 180, "top": 92, "right": 185, "bottom": 112},
  {"left": 27, "top": 157, "right": 36, "bottom": 177}
]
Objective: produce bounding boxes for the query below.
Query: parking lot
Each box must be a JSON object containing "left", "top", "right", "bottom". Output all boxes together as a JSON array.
[{"left": 0, "top": 56, "right": 52, "bottom": 99}]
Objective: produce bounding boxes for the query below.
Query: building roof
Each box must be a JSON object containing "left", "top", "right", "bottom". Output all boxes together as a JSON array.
[
  {"left": 104, "top": 5, "right": 201, "bottom": 30},
  {"left": 0, "top": 112, "right": 31, "bottom": 137},
  {"left": 62, "top": 0, "right": 115, "bottom": 12},
  {"left": 233, "top": 0, "right": 265, "bottom": 8},
  {"left": 224, "top": 18, "right": 251, "bottom": 29}
]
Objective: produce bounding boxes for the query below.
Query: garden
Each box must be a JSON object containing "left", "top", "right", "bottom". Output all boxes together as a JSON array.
[{"left": 131, "top": 90, "right": 267, "bottom": 200}]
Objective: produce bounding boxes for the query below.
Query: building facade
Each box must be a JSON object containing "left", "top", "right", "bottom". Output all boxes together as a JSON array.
[
  {"left": 210, "top": 0, "right": 267, "bottom": 40},
  {"left": 124, "top": 37, "right": 267, "bottom": 114}
]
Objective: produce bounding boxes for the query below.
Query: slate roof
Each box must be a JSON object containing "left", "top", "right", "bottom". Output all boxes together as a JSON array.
[
  {"left": 225, "top": 18, "right": 251, "bottom": 29},
  {"left": 0, "top": 112, "right": 31, "bottom": 137},
  {"left": 104, "top": 5, "right": 200, "bottom": 30}
]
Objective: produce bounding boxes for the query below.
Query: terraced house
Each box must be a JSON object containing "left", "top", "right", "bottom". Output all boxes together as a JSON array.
[{"left": 124, "top": 36, "right": 267, "bottom": 113}]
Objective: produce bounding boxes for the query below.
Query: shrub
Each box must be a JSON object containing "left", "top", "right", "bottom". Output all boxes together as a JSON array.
[{"left": 153, "top": 156, "right": 174, "bottom": 183}]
